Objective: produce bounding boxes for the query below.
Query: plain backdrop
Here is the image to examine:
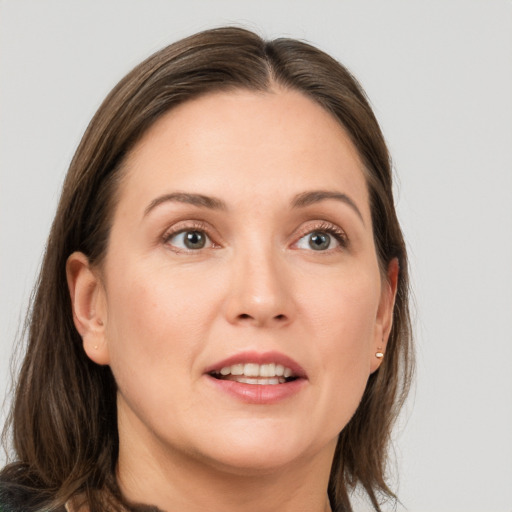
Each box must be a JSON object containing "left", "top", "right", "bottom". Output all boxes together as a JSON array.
[{"left": 1, "top": 1, "right": 511, "bottom": 511}]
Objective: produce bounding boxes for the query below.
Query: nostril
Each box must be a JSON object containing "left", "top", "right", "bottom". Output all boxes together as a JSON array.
[{"left": 233, "top": 312, "right": 288, "bottom": 325}]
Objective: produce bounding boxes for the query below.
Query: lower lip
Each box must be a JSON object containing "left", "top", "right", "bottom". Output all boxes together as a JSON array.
[{"left": 205, "top": 375, "right": 306, "bottom": 404}]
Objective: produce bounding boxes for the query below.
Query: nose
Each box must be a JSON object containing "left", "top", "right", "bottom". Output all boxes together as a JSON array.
[{"left": 223, "top": 244, "right": 294, "bottom": 328}]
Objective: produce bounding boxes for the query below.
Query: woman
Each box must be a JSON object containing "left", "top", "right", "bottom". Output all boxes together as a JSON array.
[{"left": 0, "top": 27, "right": 413, "bottom": 512}]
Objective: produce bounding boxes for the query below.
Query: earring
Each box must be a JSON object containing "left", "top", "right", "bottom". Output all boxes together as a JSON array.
[
  {"left": 94, "top": 345, "right": 99, "bottom": 350},
  {"left": 375, "top": 348, "right": 384, "bottom": 359}
]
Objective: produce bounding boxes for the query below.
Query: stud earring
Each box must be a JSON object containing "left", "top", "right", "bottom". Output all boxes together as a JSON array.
[
  {"left": 94, "top": 345, "right": 99, "bottom": 350},
  {"left": 375, "top": 348, "right": 384, "bottom": 359}
]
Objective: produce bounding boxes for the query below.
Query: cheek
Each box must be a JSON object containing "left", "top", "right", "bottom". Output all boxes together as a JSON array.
[
  {"left": 103, "top": 260, "right": 218, "bottom": 381},
  {"left": 303, "top": 267, "right": 380, "bottom": 352},
  {"left": 301, "top": 268, "right": 380, "bottom": 429},
  {"left": 100, "top": 260, "right": 221, "bottom": 432}
]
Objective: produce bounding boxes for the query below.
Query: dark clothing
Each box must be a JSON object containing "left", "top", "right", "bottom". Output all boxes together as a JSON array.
[{"left": 0, "top": 481, "right": 66, "bottom": 512}]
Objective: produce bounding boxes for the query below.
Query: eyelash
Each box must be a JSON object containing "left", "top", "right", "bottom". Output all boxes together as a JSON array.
[
  {"left": 161, "top": 220, "right": 348, "bottom": 252},
  {"left": 294, "top": 221, "right": 348, "bottom": 250},
  {"left": 162, "top": 220, "right": 216, "bottom": 252}
]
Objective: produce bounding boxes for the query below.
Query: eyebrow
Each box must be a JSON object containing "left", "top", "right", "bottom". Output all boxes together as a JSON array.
[
  {"left": 291, "top": 190, "right": 365, "bottom": 224},
  {"left": 144, "top": 189, "right": 364, "bottom": 224},
  {"left": 144, "top": 192, "right": 227, "bottom": 216}
]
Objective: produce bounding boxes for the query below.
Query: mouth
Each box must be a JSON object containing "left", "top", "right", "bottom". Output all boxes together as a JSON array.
[
  {"left": 205, "top": 353, "right": 307, "bottom": 404},
  {"left": 204, "top": 351, "right": 307, "bottom": 400},
  {"left": 209, "top": 362, "right": 299, "bottom": 385}
]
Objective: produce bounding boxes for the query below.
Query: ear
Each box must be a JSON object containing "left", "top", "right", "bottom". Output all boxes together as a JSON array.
[
  {"left": 66, "top": 251, "right": 110, "bottom": 365},
  {"left": 370, "top": 258, "right": 399, "bottom": 373}
]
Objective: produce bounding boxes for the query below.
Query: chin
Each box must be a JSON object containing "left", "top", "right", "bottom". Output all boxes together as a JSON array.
[
  {"left": 202, "top": 447, "right": 305, "bottom": 476},
  {"left": 187, "top": 419, "right": 327, "bottom": 475}
]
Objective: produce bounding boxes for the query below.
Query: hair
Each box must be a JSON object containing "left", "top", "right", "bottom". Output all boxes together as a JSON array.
[{"left": 1, "top": 26, "right": 413, "bottom": 512}]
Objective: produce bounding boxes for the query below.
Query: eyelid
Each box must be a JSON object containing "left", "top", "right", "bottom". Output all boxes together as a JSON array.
[
  {"left": 292, "top": 221, "right": 349, "bottom": 250},
  {"left": 160, "top": 219, "right": 348, "bottom": 253},
  {"left": 161, "top": 220, "right": 220, "bottom": 252}
]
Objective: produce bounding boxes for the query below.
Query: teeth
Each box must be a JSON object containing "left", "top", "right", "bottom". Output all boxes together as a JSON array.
[
  {"left": 244, "top": 363, "right": 260, "bottom": 377},
  {"left": 216, "top": 363, "right": 296, "bottom": 379},
  {"left": 235, "top": 377, "right": 284, "bottom": 385},
  {"left": 259, "top": 378, "right": 279, "bottom": 385},
  {"left": 231, "top": 364, "right": 244, "bottom": 375},
  {"left": 260, "top": 363, "right": 275, "bottom": 377}
]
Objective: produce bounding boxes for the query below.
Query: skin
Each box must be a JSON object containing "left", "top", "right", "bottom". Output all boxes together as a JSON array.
[{"left": 67, "top": 88, "right": 398, "bottom": 512}]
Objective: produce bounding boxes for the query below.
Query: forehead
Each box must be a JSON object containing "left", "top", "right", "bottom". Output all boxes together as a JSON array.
[{"left": 119, "top": 88, "right": 370, "bottom": 219}]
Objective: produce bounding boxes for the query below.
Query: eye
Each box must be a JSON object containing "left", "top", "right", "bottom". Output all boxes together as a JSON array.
[
  {"left": 296, "top": 231, "right": 336, "bottom": 251},
  {"left": 165, "top": 229, "right": 212, "bottom": 251},
  {"left": 294, "top": 224, "right": 347, "bottom": 252}
]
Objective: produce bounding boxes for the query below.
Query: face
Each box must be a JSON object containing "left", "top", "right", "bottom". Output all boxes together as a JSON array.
[{"left": 72, "top": 88, "right": 396, "bottom": 476}]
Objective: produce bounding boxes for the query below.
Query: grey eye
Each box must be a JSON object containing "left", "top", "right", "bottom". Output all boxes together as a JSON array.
[
  {"left": 307, "top": 232, "right": 331, "bottom": 250},
  {"left": 296, "top": 231, "right": 337, "bottom": 251},
  {"left": 168, "top": 230, "right": 209, "bottom": 250},
  {"left": 184, "top": 231, "right": 206, "bottom": 249}
]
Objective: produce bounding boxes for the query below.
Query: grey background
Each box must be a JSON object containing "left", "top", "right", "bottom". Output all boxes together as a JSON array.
[{"left": 1, "top": 1, "right": 511, "bottom": 511}]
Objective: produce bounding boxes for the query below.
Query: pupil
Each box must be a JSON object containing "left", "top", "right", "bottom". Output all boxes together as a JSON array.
[
  {"left": 309, "top": 232, "right": 330, "bottom": 250},
  {"left": 184, "top": 231, "right": 205, "bottom": 249}
]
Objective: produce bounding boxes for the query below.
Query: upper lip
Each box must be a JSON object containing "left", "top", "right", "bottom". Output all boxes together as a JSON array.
[{"left": 204, "top": 351, "right": 307, "bottom": 379}]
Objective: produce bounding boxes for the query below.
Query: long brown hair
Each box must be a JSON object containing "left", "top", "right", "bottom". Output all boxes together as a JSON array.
[{"left": 1, "top": 27, "right": 413, "bottom": 512}]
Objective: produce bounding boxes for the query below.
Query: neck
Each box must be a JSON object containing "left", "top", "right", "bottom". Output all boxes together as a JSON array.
[
  {"left": 116, "top": 410, "right": 335, "bottom": 512},
  {"left": 119, "top": 465, "right": 334, "bottom": 512}
]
